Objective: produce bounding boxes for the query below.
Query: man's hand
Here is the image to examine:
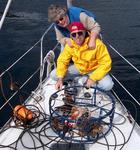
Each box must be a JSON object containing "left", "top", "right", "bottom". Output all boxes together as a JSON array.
[
  {"left": 85, "top": 78, "right": 96, "bottom": 88},
  {"left": 55, "top": 78, "right": 63, "bottom": 90}
]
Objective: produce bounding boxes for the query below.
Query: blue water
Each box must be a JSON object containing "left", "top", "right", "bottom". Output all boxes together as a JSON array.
[{"left": 0, "top": 0, "right": 140, "bottom": 125}]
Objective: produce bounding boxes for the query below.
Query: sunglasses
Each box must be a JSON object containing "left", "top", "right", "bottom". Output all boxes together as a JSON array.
[
  {"left": 71, "top": 31, "right": 85, "bottom": 38},
  {"left": 55, "top": 16, "right": 65, "bottom": 24}
]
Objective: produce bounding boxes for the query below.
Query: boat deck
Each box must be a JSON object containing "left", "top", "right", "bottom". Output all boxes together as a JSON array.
[{"left": 0, "top": 78, "right": 140, "bottom": 150}]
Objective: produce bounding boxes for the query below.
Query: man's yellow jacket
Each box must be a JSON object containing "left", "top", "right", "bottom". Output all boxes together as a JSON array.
[{"left": 56, "top": 37, "right": 112, "bottom": 81}]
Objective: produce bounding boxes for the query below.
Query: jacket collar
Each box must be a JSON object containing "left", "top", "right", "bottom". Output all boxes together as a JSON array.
[{"left": 71, "top": 37, "right": 89, "bottom": 49}]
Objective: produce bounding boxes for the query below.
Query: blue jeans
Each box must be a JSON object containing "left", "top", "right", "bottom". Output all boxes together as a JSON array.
[{"left": 50, "top": 65, "right": 114, "bottom": 91}]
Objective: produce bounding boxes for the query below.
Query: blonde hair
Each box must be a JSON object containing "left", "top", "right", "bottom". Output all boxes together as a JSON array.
[{"left": 48, "top": 4, "right": 67, "bottom": 22}]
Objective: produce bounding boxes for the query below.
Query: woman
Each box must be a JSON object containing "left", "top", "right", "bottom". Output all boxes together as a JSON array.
[{"left": 48, "top": 4, "right": 101, "bottom": 49}]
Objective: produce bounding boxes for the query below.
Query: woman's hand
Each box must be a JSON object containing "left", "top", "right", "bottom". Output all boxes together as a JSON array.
[
  {"left": 88, "top": 32, "right": 98, "bottom": 49},
  {"left": 88, "top": 39, "right": 96, "bottom": 49},
  {"left": 65, "top": 38, "right": 73, "bottom": 47}
]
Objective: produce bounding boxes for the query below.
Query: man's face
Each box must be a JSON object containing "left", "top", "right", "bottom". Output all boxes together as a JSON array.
[{"left": 71, "top": 31, "right": 86, "bottom": 46}]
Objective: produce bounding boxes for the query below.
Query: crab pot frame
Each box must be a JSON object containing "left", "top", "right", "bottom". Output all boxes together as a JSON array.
[{"left": 49, "top": 86, "right": 115, "bottom": 143}]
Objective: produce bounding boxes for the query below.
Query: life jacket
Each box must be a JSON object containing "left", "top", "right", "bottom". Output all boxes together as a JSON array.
[{"left": 55, "top": 6, "right": 96, "bottom": 37}]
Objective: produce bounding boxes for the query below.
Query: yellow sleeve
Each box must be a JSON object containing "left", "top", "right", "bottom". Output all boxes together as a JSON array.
[
  {"left": 89, "top": 40, "right": 112, "bottom": 81},
  {"left": 56, "top": 45, "right": 72, "bottom": 78}
]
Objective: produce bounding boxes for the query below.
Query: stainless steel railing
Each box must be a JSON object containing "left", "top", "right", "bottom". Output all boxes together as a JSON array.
[{"left": 0, "top": 0, "right": 13, "bottom": 30}]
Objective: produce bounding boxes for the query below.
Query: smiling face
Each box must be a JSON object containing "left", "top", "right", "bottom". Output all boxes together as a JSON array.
[
  {"left": 48, "top": 4, "right": 69, "bottom": 27},
  {"left": 70, "top": 31, "right": 86, "bottom": 46},
  {"left": 55, "top": 15, "right": 69, "bottom": 27},
  {"left": 68, "top": 22, "right": 86, "bottom": 46}
]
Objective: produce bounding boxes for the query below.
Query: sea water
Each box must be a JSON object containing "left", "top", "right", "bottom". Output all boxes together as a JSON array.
[{"left": 0, "top": 0, "right": 140, "bottom": 126}]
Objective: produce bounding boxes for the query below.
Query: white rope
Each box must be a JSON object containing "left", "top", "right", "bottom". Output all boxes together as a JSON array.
[
  {"left": 0, "top": 0, "right": 12, "bottom": 30},
  {"left": 108, "top": 43, "right": 140, "bottom": 74},
  {"left": 41, "top": 42, "right": 59, "bottom": 79},
  {"left": 111, "top": 74, "right": 140, "bottom": 106}
]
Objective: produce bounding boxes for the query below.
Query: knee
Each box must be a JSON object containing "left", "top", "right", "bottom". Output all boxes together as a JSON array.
[
  {"left": 98, "top": 76, "right": 114, "bottom": 91},
  {"left": 102, "top": 80, "right": 114, "bottom": 91}
]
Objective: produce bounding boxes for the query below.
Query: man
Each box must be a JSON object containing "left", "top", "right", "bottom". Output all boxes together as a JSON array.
[
  {"left": 50, "top": 22, "right": 114, "bottom": 91},
  {"left": 48, "top": 4, "right": 100, "bottom": 49}
]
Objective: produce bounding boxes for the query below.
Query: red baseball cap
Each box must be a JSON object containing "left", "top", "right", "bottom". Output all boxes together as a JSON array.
[{"left": 68, "top": 22, "right": 85, "bottom": 33}]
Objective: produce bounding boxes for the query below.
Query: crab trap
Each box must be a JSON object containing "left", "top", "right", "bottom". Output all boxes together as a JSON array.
[{"left": 49, "top": 85, "right": 115, "bottom": 143}]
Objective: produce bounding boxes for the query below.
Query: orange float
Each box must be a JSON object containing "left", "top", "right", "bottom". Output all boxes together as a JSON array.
[{"left": 13, "top": 105, "right": 33, "bottom": 121}]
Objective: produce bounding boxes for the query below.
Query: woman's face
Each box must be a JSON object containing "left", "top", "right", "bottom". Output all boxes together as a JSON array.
[
  {"left": 55, "top": 15, "right": 69, "bottom": 27},
  {"left": 71, "top": 31, "right": 86, "bottom": 46}
]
